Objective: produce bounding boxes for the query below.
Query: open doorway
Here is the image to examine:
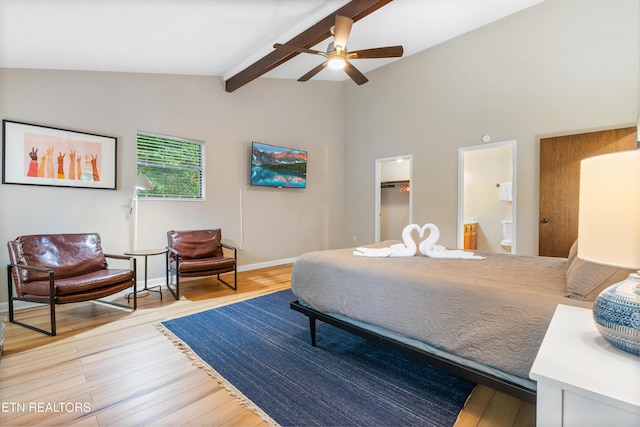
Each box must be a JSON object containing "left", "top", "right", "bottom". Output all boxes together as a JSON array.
[
  {"left": 375, "top": 155, "right": 412, "bottom": 243},
  {"left": 458, "top": 141, "right": 516, "bottom": 253}
]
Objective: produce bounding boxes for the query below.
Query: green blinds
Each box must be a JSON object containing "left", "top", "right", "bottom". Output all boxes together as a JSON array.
[{"left": 136, "top": 132, "right": 204, "bottom": 199}]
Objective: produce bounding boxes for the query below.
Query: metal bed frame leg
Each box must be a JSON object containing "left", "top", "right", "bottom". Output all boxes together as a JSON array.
[{"left": 310, "top": 317, "right": 316, "bottom": 347}]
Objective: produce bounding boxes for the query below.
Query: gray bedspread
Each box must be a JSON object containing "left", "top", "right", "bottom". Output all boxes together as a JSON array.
[{"left": 291, "top": 243, "right": 592, "bottom": 381}]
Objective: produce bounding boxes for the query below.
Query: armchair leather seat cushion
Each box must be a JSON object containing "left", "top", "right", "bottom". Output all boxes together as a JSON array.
[
  {"left": 20, "top": 268, "right": 135, "bottom": 298},
  {"left": 170, "top": 256, "right": 236, "bottom": 276},
  {"left": 20, "top": 278, "right": 134, "bottom": 304}
]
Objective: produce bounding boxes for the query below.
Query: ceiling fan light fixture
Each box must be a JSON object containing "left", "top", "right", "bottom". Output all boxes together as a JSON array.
[
  {"left": 272, "top": 15, "right": 403, "bottom": 85},
  {"left": 327, "top": 56, "right": 346, "bottom": 70}
]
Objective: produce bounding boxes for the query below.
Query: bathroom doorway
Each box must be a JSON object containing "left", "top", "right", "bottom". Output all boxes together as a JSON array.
[
  {"left": 375, "top": 155, "right": 413, "bottom": 243},
  {"left": 458, "top": 141, "right": 516, "bottom": 253}
]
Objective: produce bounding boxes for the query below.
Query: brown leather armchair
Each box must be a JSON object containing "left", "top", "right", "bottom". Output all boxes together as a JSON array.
[
  {"left": 166, "top": 229, "right": 237, "bottom": 299},
  {"left": 7, "top": 233, "right": 136, "bottom": 336}
]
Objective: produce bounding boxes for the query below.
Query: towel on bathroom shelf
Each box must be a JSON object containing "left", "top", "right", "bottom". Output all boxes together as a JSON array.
[{"left": 499, "top": 182, "right": 512, "bottom": 201}]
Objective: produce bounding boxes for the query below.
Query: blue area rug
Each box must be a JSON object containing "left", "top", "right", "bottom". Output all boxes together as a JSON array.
[{"left": 160, "top": 289, "right": 475, "bottom": 426}]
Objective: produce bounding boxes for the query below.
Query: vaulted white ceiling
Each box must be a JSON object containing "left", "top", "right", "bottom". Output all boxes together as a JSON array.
[{"left": 0, "top": 0, "right": 545, "bottom": 86}]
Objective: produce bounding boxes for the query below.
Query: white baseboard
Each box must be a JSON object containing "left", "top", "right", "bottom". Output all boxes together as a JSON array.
[
  {"left": 0, "top": 257, "right": 297, "bottom": 314},
  {"left": 236, "top": 257, "right": 297, "bottom": 272},
  {"left": 0, "top": 300, "right": 41, "bottom": 313}
]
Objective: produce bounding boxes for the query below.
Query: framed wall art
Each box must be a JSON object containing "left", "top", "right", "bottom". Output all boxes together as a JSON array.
[{"left": 2, "top": 120, "right": 117, "bottom": 190}]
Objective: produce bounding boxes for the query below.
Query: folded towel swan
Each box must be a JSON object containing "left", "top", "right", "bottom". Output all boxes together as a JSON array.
[
  {"left": 354, "top": 223, "right": 484, "bottom": 259},
  {"left": 419, "top": 223, "right": 484, "bottom": 259},
  {"left": 354, "top": 224, "right": 422, "bottom": 257},
  {"left": 352, "top": 246, "right": 394, "bottom": 257}
]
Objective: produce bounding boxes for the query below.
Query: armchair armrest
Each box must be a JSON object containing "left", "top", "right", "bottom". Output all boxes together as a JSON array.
[
  {"left": 7, "top": 263, "right": 56, "bottom": 294},
  {"left": 105, "top": 253, "right": 133, "bottom": 261},
  {"left": 166, "top": 246, "right": 181, "bottom": 258},
  {"left": 105, "top": 253, "right": 136, "bottom": 272},
  {"left": 7, "top": 263, "right": 54, "bottom": 275},
  {"left": 166, "top": 247, "right": 182, "bottom": 272},
  {"left": 221, "top": 242, "right": 237, "bottom": 259},
  {"left": 7, "top": 263, "right": 56, "bottom": 307}
]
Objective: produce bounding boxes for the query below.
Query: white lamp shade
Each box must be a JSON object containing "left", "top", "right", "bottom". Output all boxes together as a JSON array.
[
  {"left": 577, "top": 149, "right": 640, "bottom": 269},
  {"left": 136, "top": 173, "right": 152, "bottom": 191}
]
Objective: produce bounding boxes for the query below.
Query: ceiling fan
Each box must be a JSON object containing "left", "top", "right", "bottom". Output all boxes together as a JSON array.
[{"left": 273, "top": 15, "right": 404, "bottom": 85}]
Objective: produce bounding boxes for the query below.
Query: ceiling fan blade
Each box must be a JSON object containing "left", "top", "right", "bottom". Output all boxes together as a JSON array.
[
  {"left": 298, "top": 62, "right": 328, "bottom": 82},
  {"left": 343, "top": 61, "right": 368, "bottom": 85},
  {"left": 333, "top": 15, "right": 353, "bottom": 50},
  {"left": 349, "top": 46, "right": 404, "bottom": 59},
  {"left": 274, "top": 43, "right": 324, "bottom": 56}
]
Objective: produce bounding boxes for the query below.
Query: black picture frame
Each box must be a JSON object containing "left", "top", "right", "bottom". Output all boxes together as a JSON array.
[{"left": 2, "top": 120, "right": 117, "bottom": 190}]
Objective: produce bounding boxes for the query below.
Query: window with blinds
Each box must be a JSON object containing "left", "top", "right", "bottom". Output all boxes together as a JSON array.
[{"left": 136, "top": 132, "right": 204, "bottom": 200}]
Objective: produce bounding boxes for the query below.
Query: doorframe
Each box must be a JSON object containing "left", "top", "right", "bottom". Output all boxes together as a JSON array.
[
  {"left": 375, "top": 155, "right": 413, "bottom": 243},
  {"left": 457, "top": 140, "right": 517, "bottom": 253}
]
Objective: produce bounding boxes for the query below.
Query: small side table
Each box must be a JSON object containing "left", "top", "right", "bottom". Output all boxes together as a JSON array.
[
  {"left": 124, "top": 248, "right": 167, "bottom": 301},
  {"left": 530, "top": 304, "right": 640, "bottom": 427}
]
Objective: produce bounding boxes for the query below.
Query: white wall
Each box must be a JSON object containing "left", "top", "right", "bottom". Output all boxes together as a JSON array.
[
  {"left": 0, "top": 70, "right": 345, "bottom": 303},
  {"left": 343, "top": 0, "right": 639, "bottom": 255}
]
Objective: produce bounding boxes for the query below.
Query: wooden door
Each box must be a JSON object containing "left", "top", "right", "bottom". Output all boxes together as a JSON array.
[{"left": 539, "top": 127, "right": 637, "bottom": 257}]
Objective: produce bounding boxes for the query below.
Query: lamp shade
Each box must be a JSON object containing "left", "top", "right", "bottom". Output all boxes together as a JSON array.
[
  {"left": 578, "top": 150, "right": 640, "bottom": 270},
  {"left": 135, "top": 173, "right": 152, "bottom": 191}
]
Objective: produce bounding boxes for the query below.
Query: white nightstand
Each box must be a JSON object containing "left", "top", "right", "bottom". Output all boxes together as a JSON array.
[{"left": 530, "top": 304, "right": 640, "bottom": 427}]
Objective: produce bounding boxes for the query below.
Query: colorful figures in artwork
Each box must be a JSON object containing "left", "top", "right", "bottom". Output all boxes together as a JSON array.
[
  {"left": 76, "top": 155, "right": 81, "bottom": 180},
  {"left": 90, "top": 154, "right": 99, "bottom": 182},
  {"left": 38, "top": 149, "right": 46, "bottom": 177},
  {"left": 81, "top": 153, "right": 93, "bottom": 181},
  {"left": 69, "top": 150, "right": 76, "bottom": 180},
  {"left": 45, "top": 145, "right": 54, "bottom": 178},
  {"left": 27, "top": 146, "right": 101, "bottom": 182},
  {"left": 57, "top": 152, "right": 66, "bottom": 179},
  {"left": 27, "top": 147, "right": 38, "bottom": 177}
]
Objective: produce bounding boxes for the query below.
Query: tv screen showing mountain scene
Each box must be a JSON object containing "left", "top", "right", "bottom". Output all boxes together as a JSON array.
[{"left": 250, "top": 141, "right": 307, "bottom": 188}]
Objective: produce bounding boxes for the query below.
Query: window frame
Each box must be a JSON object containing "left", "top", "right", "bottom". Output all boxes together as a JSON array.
[{"left": 136, "top": 131, "right": 205, "bottom": 201}]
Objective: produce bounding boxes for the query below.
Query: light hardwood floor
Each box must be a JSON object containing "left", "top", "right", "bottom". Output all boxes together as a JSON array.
[{"left": 0, "top": 264, "right": 534, "bottom": 426}]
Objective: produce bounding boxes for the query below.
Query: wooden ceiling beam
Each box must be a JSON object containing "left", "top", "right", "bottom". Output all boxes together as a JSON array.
[{"left": 224, "top": 0, "right": 393, "bottom": 92}]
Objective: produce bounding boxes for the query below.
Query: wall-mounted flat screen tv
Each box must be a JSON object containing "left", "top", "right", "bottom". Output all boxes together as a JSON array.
[{"left": 250, "top": 141, "right": 307, "bottom": 188}]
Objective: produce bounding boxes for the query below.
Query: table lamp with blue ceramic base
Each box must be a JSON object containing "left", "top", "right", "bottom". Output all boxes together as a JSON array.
[{"left": 578, "top": 149, "right": 640, "bottom": 356}]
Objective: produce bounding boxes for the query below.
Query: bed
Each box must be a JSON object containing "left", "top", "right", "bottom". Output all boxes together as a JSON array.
[{"left": 290, "top": 240, "right": 632, "bottom": 403}]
